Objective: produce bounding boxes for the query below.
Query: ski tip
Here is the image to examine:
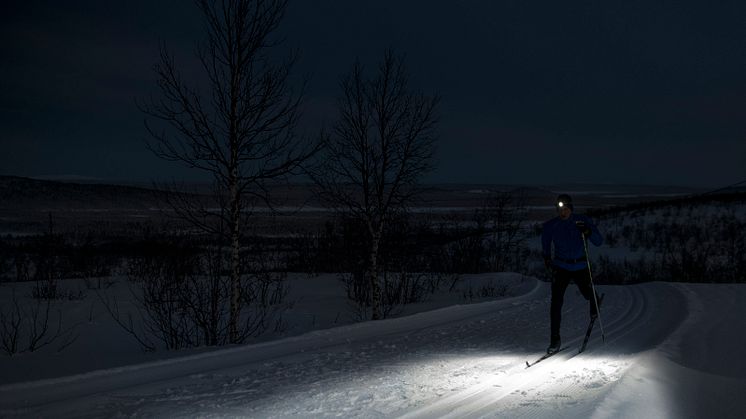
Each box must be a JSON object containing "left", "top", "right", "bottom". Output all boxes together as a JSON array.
[{"left": 525, "top": 361, "right": 531, "bottom": 368}]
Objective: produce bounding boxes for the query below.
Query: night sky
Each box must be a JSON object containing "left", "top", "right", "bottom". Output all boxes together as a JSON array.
[{"left": 2, "top": 0, "right": 746, "bottom": 187}]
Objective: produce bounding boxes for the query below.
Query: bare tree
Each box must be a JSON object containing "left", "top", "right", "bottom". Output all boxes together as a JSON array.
[
  {"left": 478, "top": 191, "right": 529, "bottom": 272},
  {"left": 141, "top": 0, "right": 317, "bottom": 343},
  {"left": 0, "top": 288, "right": 79, "bottom": 356},
  {"left": 311, "top": 50, "right": 439, "bottom": 320}
]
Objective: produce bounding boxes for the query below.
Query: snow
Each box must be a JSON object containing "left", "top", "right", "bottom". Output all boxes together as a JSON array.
[{"left": 2, "top": 273, "right": 746, "bottom": 418}]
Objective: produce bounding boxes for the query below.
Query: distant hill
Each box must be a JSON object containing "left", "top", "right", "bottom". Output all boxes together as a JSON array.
[
  {"left": 1, "top": 175, "right": 724, "bottom": 214},
  {"left": 587, "top": 187, "right": 746, "bottom": 217},
  {"left": 0, "top": 176, "right": 167, "bottom": 210}
]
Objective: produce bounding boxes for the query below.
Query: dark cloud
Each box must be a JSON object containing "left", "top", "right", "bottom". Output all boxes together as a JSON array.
[{"left": 2, "top": 0, "right": 746, "bottom": 186}]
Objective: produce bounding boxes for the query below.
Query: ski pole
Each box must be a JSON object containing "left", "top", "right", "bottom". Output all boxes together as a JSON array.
[{"left": 582, "top": 236, "right": 606, "bottom": 342}]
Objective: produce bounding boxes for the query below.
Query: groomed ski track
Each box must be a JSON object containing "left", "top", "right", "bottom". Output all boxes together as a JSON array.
[
  {"left": 399, "top": 285, "right": 656, "bottom": 418},
  {"left": 3, "top": 279, "right": 744, "bottom": 418}
]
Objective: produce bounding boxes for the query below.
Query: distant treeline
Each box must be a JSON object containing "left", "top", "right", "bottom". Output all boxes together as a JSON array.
[
  {"left": 591, "top": 192, "right": 746, "bottom": 285},
  {"left": 3, "top": 191, "right": 746, "bottom": 288},
  {"left": 588, "top": 190, "right": 746, "bottom": 218},
  {"left": 0, "top": 207, "right": 532, "bottom": 284}
]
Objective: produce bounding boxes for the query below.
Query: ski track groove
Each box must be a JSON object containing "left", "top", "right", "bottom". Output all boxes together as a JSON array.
[
  {"left": 1, "top": 281, "right": 686, "bottom": 419},
  {"left": 398, "top": 285, "right": 648, "bottom": 419},
  {"left": 485, "top": 286, "right": 652, "bottom": 419},
  {"left": 0, "top": 280, "right": 547, "bottom": 417}
]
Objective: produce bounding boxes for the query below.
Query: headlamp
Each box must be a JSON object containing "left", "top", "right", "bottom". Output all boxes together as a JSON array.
[{"left": 558, "top": 201, "right": 565, "bottom": 208}]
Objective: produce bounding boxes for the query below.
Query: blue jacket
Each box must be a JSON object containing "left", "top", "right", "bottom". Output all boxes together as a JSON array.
[{"left": 542, "top": 213, "right": 602, "bottom": 271}]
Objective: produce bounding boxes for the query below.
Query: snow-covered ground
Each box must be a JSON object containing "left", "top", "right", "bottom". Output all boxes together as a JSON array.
[{"left": 2, "top": 273, "right": 746, "bottom": 418}]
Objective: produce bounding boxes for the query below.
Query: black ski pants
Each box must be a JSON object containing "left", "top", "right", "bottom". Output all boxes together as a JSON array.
[{"left": 550, "top": 266, "right": 598, "bottom": 339}]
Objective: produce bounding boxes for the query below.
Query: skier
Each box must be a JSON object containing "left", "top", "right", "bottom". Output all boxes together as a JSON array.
[{"left": 542, "top": 194, "right": 603, "bottom": 354}]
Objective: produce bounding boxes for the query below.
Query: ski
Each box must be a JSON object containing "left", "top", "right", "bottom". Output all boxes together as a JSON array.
[
  {"left": 578, "top": 293, "right": 605, "bottom": 354},
  {"left": 525, "top": 346, "right": 568, "bottom": 368}
]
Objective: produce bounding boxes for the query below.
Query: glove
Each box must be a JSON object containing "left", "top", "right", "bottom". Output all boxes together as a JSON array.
[{"left": 575, "top": 220, "right": 592, "bottom": 237}]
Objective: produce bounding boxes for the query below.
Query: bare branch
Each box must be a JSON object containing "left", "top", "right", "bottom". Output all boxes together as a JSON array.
[
  {"left": 308, "top": 50, "right": 439, "bottom": 320},
  {"left": 141, "top": 0, "right": 316, "bottom": 344}
]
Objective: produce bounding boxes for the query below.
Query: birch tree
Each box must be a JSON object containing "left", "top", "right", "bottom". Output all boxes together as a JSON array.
[
  {"left": 312, "top": 50, "right": 439, "bottom": 320},
  {"left": 142, "top": 0, "right": 317, "bottom": 343}
]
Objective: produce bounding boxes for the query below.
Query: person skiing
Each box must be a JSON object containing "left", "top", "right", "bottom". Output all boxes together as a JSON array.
[{"left": 542, "top": 194, "right": 603, "bottom": 354}]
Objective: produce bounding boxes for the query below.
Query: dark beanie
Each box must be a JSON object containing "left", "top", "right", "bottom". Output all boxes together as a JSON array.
[{"left": 556, "top": 194, "right": 573, "bottom": 210}]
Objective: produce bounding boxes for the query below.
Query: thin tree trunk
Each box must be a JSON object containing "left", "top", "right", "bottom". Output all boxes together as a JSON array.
[
  {"left": 229, "top": 179, "right": 241, "bottom": 343},
  {"left": 369, "top": 230, "right": 383, "bottom": 320},
  {"left": 210, "top": 255, "right": 220, "bottom": 345},
  {"left": 229, "top": 59, "right": 240, "bottom": 343}
]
